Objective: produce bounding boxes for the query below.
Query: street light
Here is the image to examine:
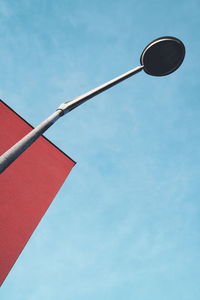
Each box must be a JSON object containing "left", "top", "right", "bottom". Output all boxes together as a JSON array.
[
  {"left": 141, "top": 36, "right": 185, "bottom": 76},
  {"left": 0, "top": 36, "right": 185, "bottom": 173}
]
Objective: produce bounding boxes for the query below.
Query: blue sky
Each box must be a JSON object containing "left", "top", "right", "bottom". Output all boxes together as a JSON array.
[{"left": 0, "top": 0, "right": 200, "bottom": 299}]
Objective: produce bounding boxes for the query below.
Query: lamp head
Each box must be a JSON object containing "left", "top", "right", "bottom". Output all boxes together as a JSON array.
[{"left": 140, "top": 36, "right": 185, "bottom": 76}]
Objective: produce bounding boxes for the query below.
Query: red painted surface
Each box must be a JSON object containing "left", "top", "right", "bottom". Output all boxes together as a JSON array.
[{"left": 0, "top": 100, "right": 75, "bottom": 286}]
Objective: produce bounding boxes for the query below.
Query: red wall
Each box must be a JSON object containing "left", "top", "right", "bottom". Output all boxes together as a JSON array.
[{"left": 0, "top": 100, "right": 75, "bottom": 285}]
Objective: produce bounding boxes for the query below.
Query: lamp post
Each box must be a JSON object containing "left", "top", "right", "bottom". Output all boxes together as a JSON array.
[{"left": 0, "top": 36, "right": 185, "bottom": 174}]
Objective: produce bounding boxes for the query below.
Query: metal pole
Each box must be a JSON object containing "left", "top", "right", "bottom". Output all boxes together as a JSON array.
[
  {"left": 58, "top": 65, "right": 143, "bottom": 114},
  {"left": 0, "top": 111, "right": 62, "bottom": 173},
  {"left": 0, "top": 65, "right": 143, "bottom": 174}
]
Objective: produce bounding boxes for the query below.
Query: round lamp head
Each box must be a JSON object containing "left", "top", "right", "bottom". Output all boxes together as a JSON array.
[{"left": 140, "top": 36, "right": 185, "bottom": 76}]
